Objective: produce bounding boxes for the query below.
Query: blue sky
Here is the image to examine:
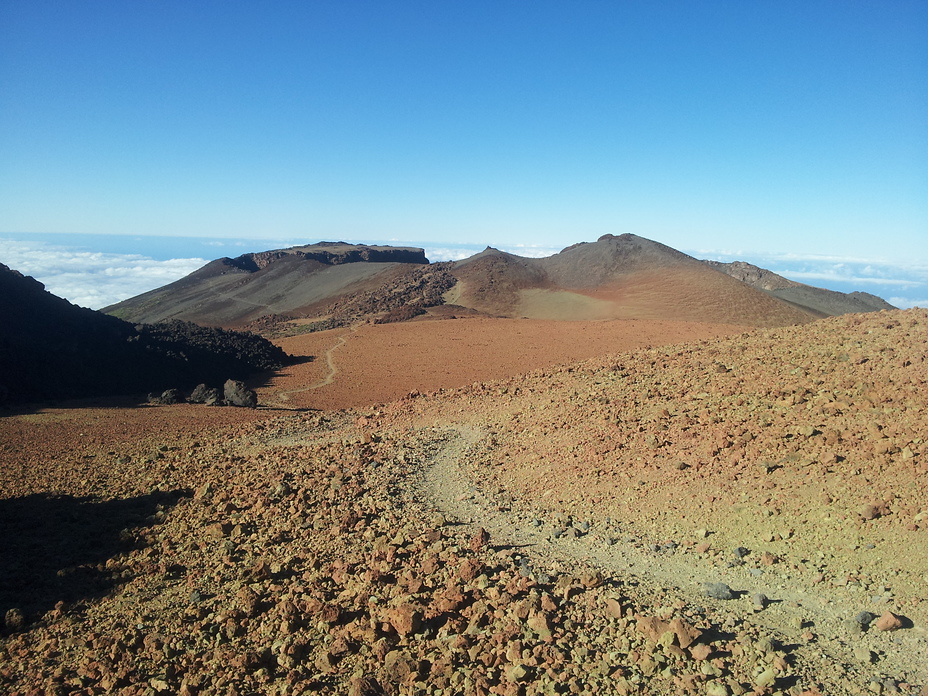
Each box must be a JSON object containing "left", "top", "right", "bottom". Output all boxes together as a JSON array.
[{"left": 1, "top": 2, "right": 926, "bottom": 307}]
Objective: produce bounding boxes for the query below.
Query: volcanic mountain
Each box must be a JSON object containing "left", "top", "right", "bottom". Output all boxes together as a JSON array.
[
  {"left": 703, "top": 259, "right": 896, "bottom": 316},
  {"left": 105, "top": 235, "right": 893, "bottom": 330},
  {"left": 0, "top": 263, "right": 288, "bottom": 405},
  {"left": 104, "top": 242, "right": 443, "bottom": 327},
  {"left": 447, "top": 234, "right": 816, "bottom": 325}
]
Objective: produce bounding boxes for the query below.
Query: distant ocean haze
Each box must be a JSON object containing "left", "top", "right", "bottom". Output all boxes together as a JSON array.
[{"left": 1, "top": 232, "right": 924, "bottom": 311}]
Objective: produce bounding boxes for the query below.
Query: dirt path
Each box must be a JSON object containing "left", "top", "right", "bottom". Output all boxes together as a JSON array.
[
  {"left": 307, "top": 325, "right": 354, "bottom": 389},
  {"left": 272, "top": 325, "right": 359, "bottom": 404},
  {"left": 411, "top": 425, "right": 928, "bottom": 689}
]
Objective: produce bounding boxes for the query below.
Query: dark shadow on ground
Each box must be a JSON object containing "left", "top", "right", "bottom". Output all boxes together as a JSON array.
[{"left": 0, "top": 489, "right": 188, "bottom": 627}]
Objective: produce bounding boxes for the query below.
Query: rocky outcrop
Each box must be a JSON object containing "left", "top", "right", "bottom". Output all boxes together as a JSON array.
[
  {"left": 703, "top": 259, "right": 897, "bottom": 315},
  {"left": 237, "top": 242, "right": 429, "bottom": 270},
  {"left": 702, "top": 260, "right": 803, "bottom": 291},
  {"left": 0, "top": 264, "right": 289, "bottom": 405}
]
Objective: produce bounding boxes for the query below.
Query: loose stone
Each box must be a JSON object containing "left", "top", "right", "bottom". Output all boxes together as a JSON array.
[{"left": 702, "top": 582, "right": 735, "bottom": 600}]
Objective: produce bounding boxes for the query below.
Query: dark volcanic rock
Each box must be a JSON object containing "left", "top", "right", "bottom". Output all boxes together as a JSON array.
[
  {"left": 233, "top": 242, "right": 429, "bottom": 269},
  {"left": 0, "top": 264, "right": 289, "bottom": 405},
  {"left": 702, "top": 582, "right": 736, "bottom": 600},
  {"left": 189, "top": 384, "right": 221, "bottom": 405},
  {"left": 224, "top": 380, "right": 258, "bottom": 408},
  {"left": 149, "top": 389, "right": 184, "bottom": 405}
]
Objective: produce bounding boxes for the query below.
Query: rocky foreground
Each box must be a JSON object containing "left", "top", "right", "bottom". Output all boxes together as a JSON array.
[{"left": 1, "top": 309, "right": 926, "bottom": 695}]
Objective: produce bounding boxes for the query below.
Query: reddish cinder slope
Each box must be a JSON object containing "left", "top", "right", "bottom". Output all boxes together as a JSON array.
[
  {"left": 449, "top": 234, "right": 818, "bottom": 326},
  {"left": 258, "top": 317, "right": 747, "bottom": 410}
]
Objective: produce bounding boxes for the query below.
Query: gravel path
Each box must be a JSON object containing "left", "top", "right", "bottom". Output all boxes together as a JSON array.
[
  {"left": 412, "top": 424, "right": 928, "bottom": 692},
  {"left": 273, "top": 325, "right": 358, "bottom": 405}
]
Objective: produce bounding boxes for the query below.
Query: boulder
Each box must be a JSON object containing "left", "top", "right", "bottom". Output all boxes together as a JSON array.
[
  {"left": 224, "top": 379, "right": 258, "bottom": 408},
  {"left": 148, "top": 388, "right": 184, "bottom": 405},
  {"left": 189, "top": 383, "right": 221, "bottom": 405}
]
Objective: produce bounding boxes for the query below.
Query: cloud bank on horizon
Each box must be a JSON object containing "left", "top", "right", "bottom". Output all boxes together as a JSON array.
[
  {"left": 1, "top": 238, "right": 207, "bottom": 311},
  {"left": 2, "top": 235, "right": 925, "bottom": 312}
]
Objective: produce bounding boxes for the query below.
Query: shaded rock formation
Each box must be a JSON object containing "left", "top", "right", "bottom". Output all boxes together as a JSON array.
[{"left": 0, "top": 264, "right": 288, "bottom": 405}]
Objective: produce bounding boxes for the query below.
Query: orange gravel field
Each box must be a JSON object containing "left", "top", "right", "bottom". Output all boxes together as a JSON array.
[{"left": 262, "top": 318, "right": 747, "bottom": 411}]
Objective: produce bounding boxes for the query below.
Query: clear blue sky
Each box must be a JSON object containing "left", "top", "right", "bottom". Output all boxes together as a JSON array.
[{"left": 1, "top": 1, "right": 926, "bottom": 264}]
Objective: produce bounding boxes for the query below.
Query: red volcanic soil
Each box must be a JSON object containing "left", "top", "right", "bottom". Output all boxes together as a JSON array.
[
  {"left": 259, "top": 317, "right": 747, "bottom": 410},
  {"left": 2, "top": 311, "right": 926, "bottom": 695}
]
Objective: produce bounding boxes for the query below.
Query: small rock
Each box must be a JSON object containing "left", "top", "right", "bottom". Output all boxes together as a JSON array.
[
  {"left": 506, "top": 664, "right": 531, "bottom": 683},
  {"left": 752, "top": 593, "right": 767, "bottom": 611},
  {"left": 669, "top": 617, "right": 702, "bottom": 649},
  {"left": 349, "top": 676, "right": 384, "bottom": 696},
  {"left": 4, "top": 607, "right": 24, "bottom": 632},
  {"left": 189, "top": 384, "right": 221, "bottom": 405},
  {"left": 527, "top": 612, "right": 552, "bottom": 641},
  {"left": 856, "top": 611, "right": 875, "bottom": 626},
  {"left": 149, "top": 388, "right": 184, "bottom": 405},
  {"left": 754, "top": 667, "right": 777, "bottom": 688},
  {"left": 150, "top": 678, "right": 171, "bottom": 693},
  {"left": 861, "top": 504, "right": 881, "bottom": 521},
  {"left": 702, "top": 582, "right": 735, "bottom": 600},
  {"left": 387, "top": 604, "right": 423, "bottom": 637},
  {"left": 874, "top": 611, "right": 903, "bottom": 631},
  {"left": 853, "top": 646, "right": 874, "bottom": 663},
  {"left": 470, "top": 527, "right": 490, "bottom": 552},
  {"left": 733, "top": 546, "right": 750, "bottom": 558},
  {"left": 844, "top": 618, "right": 864, "bottom": 634},
  {"left": 270, "top": 481, "right": 291, "bottom": 499},
  {"left": 690, "top": 643, "right": 712, "bottom": 661},
  {"left": 605, "top": 598, "right": 624, "bottom": 619},
  {"left": 636, "top": 615, "right": 670, "bottom": 643}
]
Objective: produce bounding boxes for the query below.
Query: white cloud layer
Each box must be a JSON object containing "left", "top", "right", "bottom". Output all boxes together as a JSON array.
[
  {"left": 890, "top": 297, "right": 927, "bottom": 309},
  {"left": 1, "top": 238, "right": 206, "bottom": 310}
]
